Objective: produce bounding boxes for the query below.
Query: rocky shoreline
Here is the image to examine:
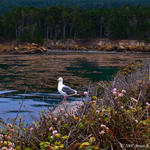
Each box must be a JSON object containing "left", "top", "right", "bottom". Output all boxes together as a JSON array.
[{"left": 1, "top": 39, "right": 150, "bottom": 54}]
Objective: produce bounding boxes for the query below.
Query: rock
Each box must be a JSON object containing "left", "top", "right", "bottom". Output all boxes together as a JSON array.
[
  {"left": 118, "top": 45, "right": 126, "bottom": 50},
  {"left": 79, "top": 46, "right": 87, "bottom": 50},
  {"left": 31, "top": 43, "right": 39, "bottom": 47},
  {"left": 52, "top": 101, "right": 84, "bottom": 117},
  {"left": 104, "top": 45, "right": 114, "bottom": 51},
  {"left": 14, "top": 47, "right": 19, "bottom": 51},
  {"left": 12, "top": 43, "right": 47, "bottom": 54}
]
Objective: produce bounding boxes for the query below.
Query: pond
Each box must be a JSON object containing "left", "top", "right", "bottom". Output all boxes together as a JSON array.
[{"left": 0, "top": 52, "right": 149, "bottom": 124}]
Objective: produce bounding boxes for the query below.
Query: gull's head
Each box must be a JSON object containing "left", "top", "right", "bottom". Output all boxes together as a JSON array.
[{"left": 57, "top": 77, "right": 63, "bottom": 82}]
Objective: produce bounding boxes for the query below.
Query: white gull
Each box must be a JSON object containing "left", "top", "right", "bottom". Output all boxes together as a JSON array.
[{"left": 57, "top": 77, "right": 77, "bottom": 102}]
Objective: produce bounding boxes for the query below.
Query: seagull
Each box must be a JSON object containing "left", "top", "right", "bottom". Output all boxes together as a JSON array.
[{"left": 57, "top": 77, "right": 77, "bottom": 102}]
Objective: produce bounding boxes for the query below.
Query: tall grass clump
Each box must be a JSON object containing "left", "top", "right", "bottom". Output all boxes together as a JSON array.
[{"left": 0, "top": 59, "right": 150, "bottom": 150}]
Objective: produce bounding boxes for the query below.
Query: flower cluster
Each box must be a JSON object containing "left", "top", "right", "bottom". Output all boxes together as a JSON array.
[
  {"left": 0, "top": 126, "right": 15, "bottom": 150},
  {"left": 112, "top": 88, "right": 126, "bottom": 100}
]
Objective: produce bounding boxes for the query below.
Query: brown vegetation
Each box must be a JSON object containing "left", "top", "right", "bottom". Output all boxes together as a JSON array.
[
  {"left": 0, "top": 42, "right": 46, "bottom": 54},
  {"left": 0, "top": 39, "right": 150, "bottom": 54},
  {"left": 44, "top": 39, "right": 150, "bottom": 52}
]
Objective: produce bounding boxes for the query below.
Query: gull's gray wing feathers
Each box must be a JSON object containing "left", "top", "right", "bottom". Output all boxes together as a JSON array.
[{"left": 62, "top": 85, "right": 77, "bottom": 95}]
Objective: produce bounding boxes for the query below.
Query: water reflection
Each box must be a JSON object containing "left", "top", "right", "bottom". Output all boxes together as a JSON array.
[
  {"left": 66, "top": 58, "right": 120, "bottom": 81},
  {"left": 0, "top": 53, "right": 149, "bottom": 123}
]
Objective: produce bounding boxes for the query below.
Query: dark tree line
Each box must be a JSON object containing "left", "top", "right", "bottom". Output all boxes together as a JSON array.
[{"left": 0, "top": 5, "right": 150, "bottom": 43}]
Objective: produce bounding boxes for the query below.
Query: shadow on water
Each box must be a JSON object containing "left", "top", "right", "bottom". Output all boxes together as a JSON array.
[{"left": 66, "top": 58, "right": 120, "bottom": 81}]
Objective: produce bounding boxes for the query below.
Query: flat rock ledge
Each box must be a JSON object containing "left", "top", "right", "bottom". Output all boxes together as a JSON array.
[{"left": 52, "top": 101, "right": 84, "bottom": 117}]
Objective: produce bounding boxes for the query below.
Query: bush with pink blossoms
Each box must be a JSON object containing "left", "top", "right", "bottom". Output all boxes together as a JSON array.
[{"left": 0, "top": 60, "right": 149, "bottom": 150}]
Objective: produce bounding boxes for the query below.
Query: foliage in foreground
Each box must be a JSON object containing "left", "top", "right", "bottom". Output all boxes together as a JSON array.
[{"left": 0, "top": 60, "right": 150, "bottom": 150}]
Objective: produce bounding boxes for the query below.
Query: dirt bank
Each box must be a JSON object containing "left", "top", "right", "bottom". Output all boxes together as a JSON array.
[
  {"left": 0, "top": 39, "right": 150, "bottom": 54},
  {"left": 44, "top": 39, "right": 150, "bottom": 52}
]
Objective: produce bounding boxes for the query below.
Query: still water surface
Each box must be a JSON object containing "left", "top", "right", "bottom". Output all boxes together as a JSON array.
[{"left": 0, "top": 52, "right": 149, "bottom": 123}]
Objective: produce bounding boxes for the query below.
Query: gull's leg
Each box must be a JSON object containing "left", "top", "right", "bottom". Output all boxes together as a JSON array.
[
  {"left": 56, "top": 95, "right": 67, "bottom": 109},
  {"left": 57, "top": 96, "right": 67, "bottom": 106},
  {"left": 62, "top": 95, "right": 67, "bottom": 102}
]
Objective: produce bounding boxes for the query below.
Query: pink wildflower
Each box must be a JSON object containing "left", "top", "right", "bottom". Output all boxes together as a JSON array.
[
  {"left": 120, "top": 106, "right": 124, "bottom": 109},
  {"left": 99, "top": 130, "right": 105, "bottom": 135},
  {"left": 101, "top": 124, "right": 109, "bottom": 130},
  {"left": 130, "top": 106, "right": 136, "bottom": 111},
  {"left": 8, "top": 142, "right": 14, "bottom": 147},
  {"left": 146, "top": 102, "right": 150, "bottom": 106},
  {"left": 30, "top": 128, "right": 34, "bottom": 131},
  {"left": 112, "top": 88, "right": 117, "bottom": 92},
  {"left": 2, "top": 147, "right": 7, "bottom": 150},
  {"left": 49, "top": 127, "right": 53, "bottom": 131},
  {"left": 60, "top": 108, "right": 64, "bottom": 112},
  {"left": 84, "top": 91, "right": 88, "bottom": 96},
  {"left": 0, "top": 134, "right": 3, "bottom": 138},
  {"left": 131, "top": 98, "right": 137, "bottom": 103},
  {"left": 121, "top": 89, "right": 126, "bottom": 93},
  {"left": 96, "top": 110, "right": 100, "bottom": 113},
  {"left": 53, "top": 117, "right": 57, "bottom": 121},
  {"left": 130, "top": 106, "right": 133, "bottom": 109},
  {"left": 65, "top": 113, "right": 69, "bottom": 118},
  {"left": 113, "top": 91, "right": 117, "bottom": 96},
  {"left": 93, "top": 100, "right": 96, "bottom": 104},
  {"left": 118, "top": 93, "right": 124, "bottom": 97},
  {"left": 135, "top": 120, "right": 138, "bottom": 123},
  {"left": 146, "top": 102, "right": 150, "bottom": 109},
  {"left": 114, "top": 96, "right": 118, "bottom": 100},
  {"left": 7, "top": 123, "right": 12, "bottom": 128},
  {"left": 9, "top": 129, "right": 14, "bottom": 132},
  {"left": 7, "top": 135, "right": 11, "bottom": 139},
  {"left": 52, "top": 130, "right": 58, "bottom": 135},
  {"left": 101, "top": 124, "right": 106, "bottom": 128},
  {"left": 50, "top": 136, "right": 53, "bottom": 139}
]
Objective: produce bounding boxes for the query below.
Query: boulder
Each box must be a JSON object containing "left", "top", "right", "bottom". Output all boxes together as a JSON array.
[
  {"left": 52, "top": 101, "right": 84, "bottom": 117},
  {"left": 12, "top": 43, "right": 46, "bottom": 54}
]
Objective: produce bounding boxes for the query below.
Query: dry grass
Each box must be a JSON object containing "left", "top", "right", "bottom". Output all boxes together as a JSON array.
[
  {"left": 0, "top": 43, "right": 13, "bottom": 51},
  {"left": 96, "top": 59, "right": 150, "bottom": 106}
]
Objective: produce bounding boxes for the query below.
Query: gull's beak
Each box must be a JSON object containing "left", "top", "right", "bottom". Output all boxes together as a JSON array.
[{"left": 57, "top": 78, "right": 59, "bottom": 82}]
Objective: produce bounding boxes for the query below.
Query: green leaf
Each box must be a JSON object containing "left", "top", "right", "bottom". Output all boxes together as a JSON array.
[
  {"left": 15, "top": 146, "right": 21, "bottom": 150},
  {"left": 24, "top": 148, "right": 33, "bottom": 150},
  {"left": 85, "top": 146, "right": 93, "bottom": 150},
  {"left": 62, "top": 135, "right": 69, "bottom": 139},
  {"left": 63, "top": 123, "right": 69, "bottom": 128},
  {"left": 89, "top": 137, "right": 95, "bottom": 143},
  {"left": 78, "top": 122, "right": 84, "bottom": 129},
  {"left": 79, "top": 142, "right": 90, "bottom": 149},
  {"left": 40, "top": 142, "right": 50, "bottom": 149}
]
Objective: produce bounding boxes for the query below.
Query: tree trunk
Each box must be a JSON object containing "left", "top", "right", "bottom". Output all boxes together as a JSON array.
[
  {"left": 50, "top": 29, "right": 53, "bottom": 39},
  {"left": 99, "top": 17, "right": 104, "bottom": 38},
  {"left": 63, "top": 22, "right": 67, "bottom": 39},
  {"left": 46, "top": 26, "right": 49, "bottom": 40},
  {"left": 70, "top": 26, "right": 73, "bottom": 38},
  {"left": 74, "top": 31, "right": 77, "bottom": 39},
  {"left": 55, "top": 28, "right": 58, "bottom": 40},
  {"left": 15, "top": 24, "right": 18, "bottom": 39}
]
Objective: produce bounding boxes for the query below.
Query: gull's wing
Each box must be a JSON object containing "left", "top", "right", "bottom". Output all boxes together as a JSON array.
[{"left": 62, "top": 85, "right": 77, "bottom": 95}]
